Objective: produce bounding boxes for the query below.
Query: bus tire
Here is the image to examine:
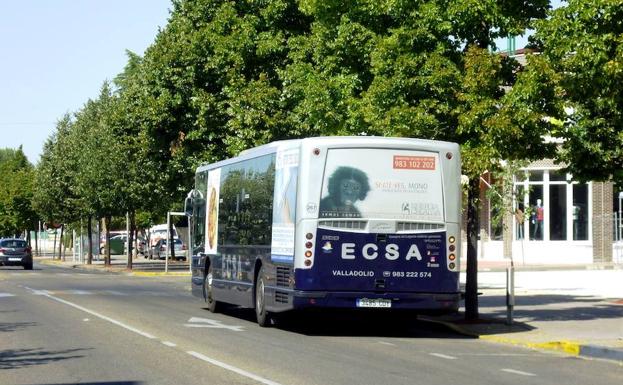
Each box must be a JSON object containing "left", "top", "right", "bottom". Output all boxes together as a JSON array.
[
  {"left": 204, "top": 263, "right": 220, "bottom": 313},
  {"left": 255, "top": 266, "right": 271, "bottom": 327}
]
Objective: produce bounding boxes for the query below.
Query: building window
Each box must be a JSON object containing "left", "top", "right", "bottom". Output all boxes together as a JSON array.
[
  {"left": 549, "top": 184, "right": 566, "bottom": 240},
  {"left": 573, "top": 184, "right": 589, "bottom": 240},
  {"left": 514, "top": 169, "right": 591, "bottom": 242},
  {"left": 529, "top": 185, "right": 544, "bottom": 240}
]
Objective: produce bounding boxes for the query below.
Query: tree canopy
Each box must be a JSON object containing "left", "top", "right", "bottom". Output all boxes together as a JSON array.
[{"left": 529, "top": 0, "right": 623, "bottom": 183}]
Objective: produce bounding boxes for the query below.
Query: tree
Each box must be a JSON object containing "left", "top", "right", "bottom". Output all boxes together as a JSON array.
[
  {"left": 0, "top": 147, "right": 37, "bottom": 238},
  {"left": 529, "top": 0, "right": 623, "bottom": 183}
]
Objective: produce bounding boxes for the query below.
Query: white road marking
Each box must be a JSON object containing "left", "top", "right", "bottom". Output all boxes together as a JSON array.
[
  {"left": 501, "top": 368, "right": 537, "bottom": 376},
  {"left": 22, "top": 286, "right": 156, "bottom": 339},
  {"left": 162, "top": 341, "right": 177, "bottom": 347},
  {"left": 30, "top": 289, "right": 53, "bottom": 295},
  {"left": 0, "top": 293, "right": 16, "bottom": 297},
  {"left": 103, "top": 290, "right": 127, "bottom": 296},
  {"left": 429, "top": 353, "right": 457, "bottom": 360},
  {"left": 83, "top": 318, "right": 90, "bottom": 322},
  {"left": 184, "top": 317, "right": 244, "bottom": 332},
  {"left": 187, "top": 351, "right": 283, "bottom": 385},
  {"left": 68, "top": 290, "right": 93, "bottom": 295},
  {"left": 377, "top": 341, "right": 396, "bottom": 346}
]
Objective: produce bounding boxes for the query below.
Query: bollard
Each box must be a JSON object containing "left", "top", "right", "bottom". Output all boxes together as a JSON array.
[{"left": 506, "top": 266, "right": 515, "bottom": 325}]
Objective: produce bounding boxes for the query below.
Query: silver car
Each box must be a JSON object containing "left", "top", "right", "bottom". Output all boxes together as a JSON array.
[
  {"left": 0, "top": 238, "right": 33, "bottom": 270},
  {"left": 149, "top": 238, "right": 186, "bottom": 261}
]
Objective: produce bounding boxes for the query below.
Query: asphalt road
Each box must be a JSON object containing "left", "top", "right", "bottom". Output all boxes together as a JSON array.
[{"left": 1, "top": 262, "right": 621, "bottom": 385}]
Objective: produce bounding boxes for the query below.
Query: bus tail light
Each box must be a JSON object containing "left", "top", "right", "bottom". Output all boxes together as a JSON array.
[
  {"left": 447, "top": 234, "right": 459, "bottom": 272},
  {"left": 299, "top": 228, "right": 316, "bottom": 269}
]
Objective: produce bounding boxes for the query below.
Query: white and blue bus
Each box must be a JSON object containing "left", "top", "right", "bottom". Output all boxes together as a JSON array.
[{"left": 187, "top": 137, "right": 462, "bottom": 326}]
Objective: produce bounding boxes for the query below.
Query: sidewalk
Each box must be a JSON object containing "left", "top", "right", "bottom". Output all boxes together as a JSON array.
[
  {"left": 38, "top": 253, "right": 191, "bottom": 276},
  {"left": 426, "top": 264, "right": 623, "bottom": 364}
]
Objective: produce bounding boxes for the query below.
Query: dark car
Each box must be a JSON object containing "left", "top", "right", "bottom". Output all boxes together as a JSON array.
[{"left": 0, "top": 238, "right": 33, "bottom": 270}]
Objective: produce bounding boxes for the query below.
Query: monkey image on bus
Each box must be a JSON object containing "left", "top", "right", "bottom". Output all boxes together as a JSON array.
[{"left": 319, "top": 166, "right": 370, "bottom": 218}]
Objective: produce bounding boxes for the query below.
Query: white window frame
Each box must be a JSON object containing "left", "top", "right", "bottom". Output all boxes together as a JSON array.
[{"left": 513, "top": 168, "right": 592, "bottom": 242}]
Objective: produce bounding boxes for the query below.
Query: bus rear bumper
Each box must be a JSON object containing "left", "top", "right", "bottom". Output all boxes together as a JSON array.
[{"left": 290, "top": 290, "right": 460, "bottom": 313}]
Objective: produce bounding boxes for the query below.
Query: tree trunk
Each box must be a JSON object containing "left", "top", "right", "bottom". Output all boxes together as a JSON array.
[
  {"left": 104, "top": 216, "right": 111, "bottom": 266},
  {"left": 87, "top": 216, "right": 93, "bottom": 265},
  {"left": 52, "top": 229, "right": 57, "bottom": 260},
  {"left": 169, "top": 221, "right": 175, "bottom": 261},
  {"left": 34, "top": 229, "right": 39, "bottom": 257},
  {"left": 127, "top": 211, "right": 135, "bottom": 270},
  {"left": 465, "top": 177, "right": 480, "bottom": 320},
  {"left": 59, "top": 224, "right": 65, "bottom": 262}
]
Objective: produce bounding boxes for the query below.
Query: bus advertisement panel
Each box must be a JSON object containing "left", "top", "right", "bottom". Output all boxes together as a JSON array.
[
  {"left": 270, "top": 148, "right": 299, "bottom": 264},
  {"left": 318, "top": 148, "right": 444, "bottom": 221}
]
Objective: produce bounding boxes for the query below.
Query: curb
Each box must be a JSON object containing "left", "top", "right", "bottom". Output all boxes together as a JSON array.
[
  {"left": 420, "top": 317, "right": 623, "bottom": 364},
  {"left": 130, "top": 271, "right": 191, "bottom": 277}
]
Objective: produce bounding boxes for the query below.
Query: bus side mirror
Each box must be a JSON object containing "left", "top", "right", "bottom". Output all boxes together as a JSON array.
[
  {"left": 184, "top": 190, "right": 195, "bottom": 217},
  {"left": 184, "top": 197, "right": 193, "bottom": 217}
]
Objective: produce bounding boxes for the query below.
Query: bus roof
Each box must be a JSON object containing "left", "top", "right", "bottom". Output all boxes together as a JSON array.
[{"left": 195, "top": 136, "right": 458, "bottom": 173}]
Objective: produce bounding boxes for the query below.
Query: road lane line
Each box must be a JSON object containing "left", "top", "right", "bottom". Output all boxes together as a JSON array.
[
  {"left": 162, "top": 341, "right": 177, "bottom": 347},
  {"left": 104, "top": 290, "right": 128, "bottom": 296},
  {"left": 187, "top": 351, "right": 283, "bottom": 385},
  {"left": 22, "top": 286, "right": 156, "bottom": 339},
  {"left": 501, "top": 368, "right": 536, "bottom": 376},
  {"left": 68, "top": 290, "right": 93, "bottom": 295},
  {"left": 377, "top": 341, "right": 396, "bottom": 346},
  {"left": 429, "top": 353, "right": 457, "bottom": 360},
  {"left": 0, "top": 293, "right": 16, "bottom": 297}
]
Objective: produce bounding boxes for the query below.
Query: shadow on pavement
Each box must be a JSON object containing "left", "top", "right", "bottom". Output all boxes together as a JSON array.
[
  {"left": 0, "top": 321, "right": 37, "bottom": 333},
  {"left": 479, "top": 294, "right": 623, "bottom": 322},
  {"left": 0, "top": 348, "right": 91, "bottom": 370},
  {"left": 27, "top": 383, "right": 143, "bottom": 385},
  {"left": 208, "top": 306, "right": 475, "bottom": 338}
]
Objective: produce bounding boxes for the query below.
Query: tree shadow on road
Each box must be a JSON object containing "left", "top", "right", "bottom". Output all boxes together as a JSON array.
[
  {"left": 0, "top": 321, "right": 37, "bottom": 332},
  {"left": 0, "top": 348, "right": 91, "bottom": 370}
]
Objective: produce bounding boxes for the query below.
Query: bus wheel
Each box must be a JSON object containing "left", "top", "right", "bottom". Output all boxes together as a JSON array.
[
  {"left": 255, "top": 266, "right": 271, "bottom": 327},
  {"left": 204, "top": 264, "right": 220, "bottom": 313}
]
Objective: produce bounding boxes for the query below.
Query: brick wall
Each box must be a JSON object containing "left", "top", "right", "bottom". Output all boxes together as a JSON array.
[{"left": 592, "top": 182, "right": 613, "bottom": 262}]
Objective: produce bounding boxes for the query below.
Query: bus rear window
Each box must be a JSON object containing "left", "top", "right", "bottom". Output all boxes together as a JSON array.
[{"left": 319, "top": 148, "right": 444, "bottom": 221}]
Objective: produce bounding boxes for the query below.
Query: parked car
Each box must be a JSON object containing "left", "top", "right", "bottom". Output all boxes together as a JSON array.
[
  {"left": 0, "top": 238, "right": 33, "bottom": 270},
  {"left": 148, "top": 238, "right": 186, "bottom": 261}
]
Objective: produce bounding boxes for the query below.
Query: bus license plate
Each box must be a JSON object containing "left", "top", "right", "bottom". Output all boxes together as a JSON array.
[{"left": 356, "top": 298, "right": 391, "bottom": 308}]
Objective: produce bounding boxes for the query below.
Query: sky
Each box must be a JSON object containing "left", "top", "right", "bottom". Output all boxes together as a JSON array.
[{"left": 0, "top": 0, "right": 172, "bottom": 165}]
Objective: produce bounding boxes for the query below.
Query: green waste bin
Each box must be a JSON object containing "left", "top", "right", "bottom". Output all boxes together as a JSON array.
[{"left": 109, "top": 238, "right": 124, "bottom": 255}]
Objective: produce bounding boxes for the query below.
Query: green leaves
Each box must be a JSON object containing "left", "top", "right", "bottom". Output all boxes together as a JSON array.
[
  {"left": 530, "top": 0, "right": 623, "bottom": 183},
  {"left": 0, "top": 147, "right": 35, "bottom": 237}
]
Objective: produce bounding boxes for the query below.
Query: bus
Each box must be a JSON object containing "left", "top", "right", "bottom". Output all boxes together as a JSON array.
[{"left": 186, "top": 136, "right": 462, "bottom": 326}]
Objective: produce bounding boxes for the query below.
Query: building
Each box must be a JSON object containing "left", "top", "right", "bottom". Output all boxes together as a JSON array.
[{"left": 476, "top": 159, "right": 621, "bottom": 265}]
